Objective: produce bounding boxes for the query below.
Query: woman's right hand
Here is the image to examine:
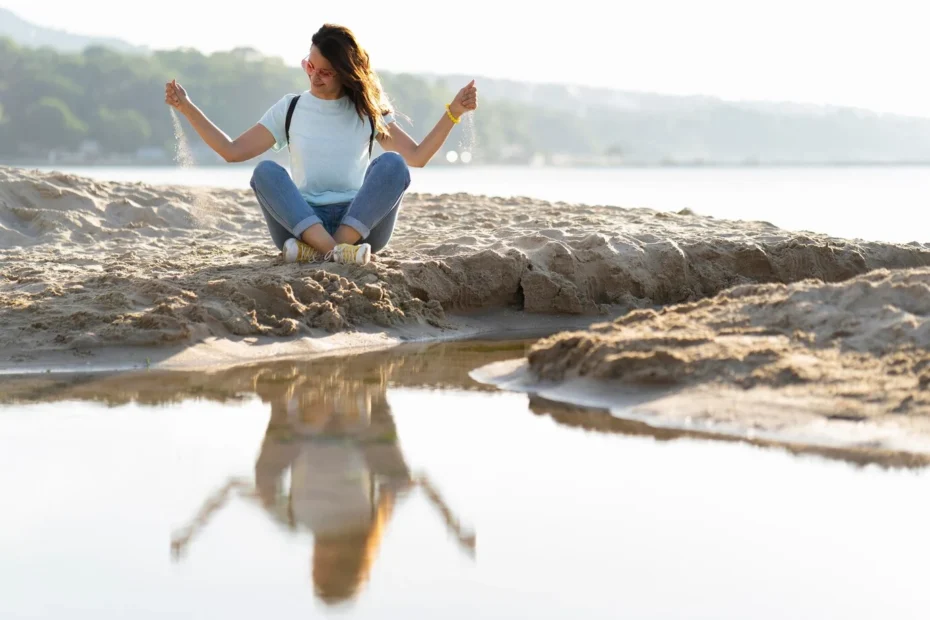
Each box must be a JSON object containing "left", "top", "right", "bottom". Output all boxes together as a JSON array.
[{"left": 165, "top": 79, "right": 191, "bottom": 112}]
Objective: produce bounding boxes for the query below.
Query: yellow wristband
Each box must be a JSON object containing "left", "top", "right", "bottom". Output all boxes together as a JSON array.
[{"left": 445, "top": 104, "right": 461, "bottom": 124}]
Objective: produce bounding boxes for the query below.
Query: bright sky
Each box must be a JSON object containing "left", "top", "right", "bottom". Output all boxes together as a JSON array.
[{"left": 4, "top": 0, "right": 930, "bottom": 117}]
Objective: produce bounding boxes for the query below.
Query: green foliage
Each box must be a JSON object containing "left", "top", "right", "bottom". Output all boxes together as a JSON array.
[
  {"left": 0, "top": 37, "right": 556, "bottom": 161},
  {"left": 23, "top": 97, "right": 88, "bottom": 149},
  {"left": 95, "top": 108, "right": 152, "bottom": 153},
  {"left": 3, "top": 36, "right": 930, "bottom": 164}
]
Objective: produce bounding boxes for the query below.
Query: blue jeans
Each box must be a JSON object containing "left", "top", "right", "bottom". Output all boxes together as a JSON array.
[{"left": 249, "top": 152, "right": 411, "bottom": 254}]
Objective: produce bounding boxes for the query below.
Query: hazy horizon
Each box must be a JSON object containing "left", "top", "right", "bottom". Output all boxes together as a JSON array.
[{"left": 3, "top": 0, "right": 929, "bottom": 118}]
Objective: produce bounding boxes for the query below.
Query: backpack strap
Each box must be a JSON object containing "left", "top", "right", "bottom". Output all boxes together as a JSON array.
[
  {"left": 285, "top": 95, "right": 300, "bottom": 146},
  {"left": 368, "top": 115, "right": 375, "bottom": 158}
]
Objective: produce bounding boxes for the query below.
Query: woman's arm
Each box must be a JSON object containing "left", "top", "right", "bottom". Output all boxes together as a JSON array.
[
  {"left": 378, "top": 79, "right": 478, "bottom": 168},
  {"left": 414, "top": 474, "right": 476, "bottom": 556},
  {"left": 170, "top": 476, "right": 256, "bottom": 558},
  {"left": 165, "top": 80, "right": 275, "bottom": 163}
]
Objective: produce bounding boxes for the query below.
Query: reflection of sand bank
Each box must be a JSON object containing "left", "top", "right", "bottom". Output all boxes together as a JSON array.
[
  {"left": 475, "top": 268, "right": 930, "bottom": 465},
  {"left": 0, "top": 338, "right": 531, "bottom": 405},
  {"left": 4, "top": 165, "right": 930, "bottom": 368},
  {"left": 3, "top": 333, "right": 919, "bottom": 475}
]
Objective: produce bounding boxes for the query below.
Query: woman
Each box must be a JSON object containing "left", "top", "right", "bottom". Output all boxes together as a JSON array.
[{"left": 165, "top": 23, "right": 478, "bottom": 265}]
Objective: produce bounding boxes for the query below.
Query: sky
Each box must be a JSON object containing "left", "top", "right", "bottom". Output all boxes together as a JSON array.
[{"left": 4, "top": 0, "right": 930, "bottom": 117}]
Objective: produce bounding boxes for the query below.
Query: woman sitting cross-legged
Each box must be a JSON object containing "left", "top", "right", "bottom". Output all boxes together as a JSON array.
[{"left": 165, "top": 23, "right": 478, "bottom": 265}]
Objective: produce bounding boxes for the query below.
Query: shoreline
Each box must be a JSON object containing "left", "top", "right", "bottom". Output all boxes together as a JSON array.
[
  {"left": 0, "top": 308, "right": 612, "bottom": 376},
  {"left": 473, "top": 358, "right": 930, "bottom": 468},
  {"left": 473, "top": 266, "right": 930, "bottom": 466},
  {"left": 3, "top": 165, "right": 930, "bottom": 464}
]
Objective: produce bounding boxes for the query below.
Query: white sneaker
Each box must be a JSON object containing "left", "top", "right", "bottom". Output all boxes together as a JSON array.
[
  {"left": 283, "top": 238, "right": 324, "bottom": 263},
  {"left": 325, "top": 243, "right": 371, "bottom": 265}
]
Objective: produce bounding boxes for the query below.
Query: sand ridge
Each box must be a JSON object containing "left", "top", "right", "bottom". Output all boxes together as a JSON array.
[
  {"left": 3, "top": 165, "right": 930, "bottom": 363},
  {"left": 471, "top": 267, "right": 930, "bottom": 460}
]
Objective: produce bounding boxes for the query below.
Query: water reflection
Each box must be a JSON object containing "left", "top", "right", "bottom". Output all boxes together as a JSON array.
[
  {"left": 0, "top": 340, "right": 527, "bottom": 597},
  {"left": 4, "top": 339, "right": 930, "bottom": 618},
  {"left": 0, "top": 340, "right": 526, "bottom": 606},
  {"left": 0, "top": 339, "right": 528, "bottom": 407},
  {"left": 526, "top": 396, "right": 930, "bottom": 469},
  {"left": 1, "top": 337, "right": 923, "bottom": 474},
  {"left": 167, "top": 356, "right": 478, "bottom": 605}
]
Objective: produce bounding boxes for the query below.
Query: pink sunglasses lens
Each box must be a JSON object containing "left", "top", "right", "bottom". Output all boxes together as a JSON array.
[{"left": 302, "top": 57, "right": 333, "bottom": 79}]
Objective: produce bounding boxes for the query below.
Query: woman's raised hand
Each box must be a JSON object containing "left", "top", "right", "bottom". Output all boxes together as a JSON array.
[
  {"left": 164, "top": 79, "right": 191, "bottom": 112},
  {"left": 449, "top": 80, "right": 478, "bottom": 119}
]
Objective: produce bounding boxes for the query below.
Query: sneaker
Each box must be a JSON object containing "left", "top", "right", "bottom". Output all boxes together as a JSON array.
[
  {"left": 325, "top": 243, "right": 371, "bottom": 265},
  {"left": 283, "top": 238, "right": 324, "bottom": 263}
]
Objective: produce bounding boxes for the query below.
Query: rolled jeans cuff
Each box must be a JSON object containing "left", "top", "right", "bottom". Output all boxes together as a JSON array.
[
  {"left": 340, "top": 215, "right": 371, "bottom": 240},
  {"left": 292, "top": 214, "right": 323, "bottom": 238}
]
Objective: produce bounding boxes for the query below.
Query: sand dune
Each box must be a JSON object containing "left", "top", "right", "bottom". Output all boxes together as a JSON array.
[
  {"left": 474, "top": 267, "right": 930, "bottom": 461},
  {"left": 3, "top": 165, "right": 930, "bottom": 367}
]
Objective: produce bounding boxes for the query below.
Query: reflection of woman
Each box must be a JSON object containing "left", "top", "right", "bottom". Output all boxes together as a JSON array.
[{"left": 171, "top": 363, "right": 474, "bottom": 605}]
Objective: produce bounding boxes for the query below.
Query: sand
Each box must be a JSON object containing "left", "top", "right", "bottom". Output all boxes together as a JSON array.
[
  {"left": 3, "top": 164, "right": 930, "bottom": 372},
  {"left": 5, "top": 164, "right": 930, "bottom": 459},
  {"left": 474, "top": 267, "right": 930, "bottom": 462}
]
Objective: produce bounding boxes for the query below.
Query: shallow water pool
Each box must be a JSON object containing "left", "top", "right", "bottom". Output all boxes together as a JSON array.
[{"left": 1, "top": 339, "right": 929, "bottom": 619}]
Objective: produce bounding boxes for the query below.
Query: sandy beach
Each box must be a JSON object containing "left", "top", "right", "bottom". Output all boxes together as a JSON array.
[
  {"left": 3, "top": 164, "right": 930, "bottom": 459},
  {"left": 3, "top": 164, "right": 930, "bottom": 369}
]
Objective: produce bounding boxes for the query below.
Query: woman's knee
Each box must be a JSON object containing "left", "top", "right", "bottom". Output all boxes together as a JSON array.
[
  {"left": 374, "top": 152, "right": 411, "bottom": 186},
  {"left": 250, "top": 160, "right": 286, "bottom": 189}
]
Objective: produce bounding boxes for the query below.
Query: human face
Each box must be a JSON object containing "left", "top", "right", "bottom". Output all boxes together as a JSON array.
[{"left": 302, "top": 46, "right": 342, "bottom": 99}]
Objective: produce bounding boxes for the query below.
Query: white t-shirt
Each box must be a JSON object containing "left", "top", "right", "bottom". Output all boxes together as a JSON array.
[
  {"left": 259, "top": 91, "right": 395, "bottom": 206},
  {"left": 289, "top": 441, "right": 374, "bottom": 537}
]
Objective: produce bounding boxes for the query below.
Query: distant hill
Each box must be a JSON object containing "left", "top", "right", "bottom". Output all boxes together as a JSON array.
[
  {"left": 0, "top": 7, "right": 148, "bottom": 55},
  {"left": 416, "top": 72, "right": 930, "bottom": 163},
  {"left": 425, "top": 72, "right": 913, "bottom": 120}
]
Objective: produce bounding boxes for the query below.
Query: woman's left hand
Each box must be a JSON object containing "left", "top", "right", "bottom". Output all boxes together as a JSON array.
[{"left": 450, "top": 80, "right": 478, "bottom": 119}]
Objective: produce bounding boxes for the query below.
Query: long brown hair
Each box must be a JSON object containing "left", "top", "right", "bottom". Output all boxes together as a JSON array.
[
  {"left": 312, "top": 24, "right": 393, "bottom": 139},
  {"left": 311, "top": 494, "right": 396, "bottom": 605}
]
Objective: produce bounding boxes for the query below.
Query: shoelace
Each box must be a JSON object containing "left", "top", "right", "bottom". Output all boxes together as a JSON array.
[
  {"left": 297, "top": 242, "right": 321, "bottom": 262},
  {"left": 323, "top": 244, "right": 356, "bottom": 263}
]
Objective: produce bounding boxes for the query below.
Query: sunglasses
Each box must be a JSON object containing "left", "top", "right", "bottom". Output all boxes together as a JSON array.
[{"left": 302, "top": 55, "right": 336, "bottom": 80}]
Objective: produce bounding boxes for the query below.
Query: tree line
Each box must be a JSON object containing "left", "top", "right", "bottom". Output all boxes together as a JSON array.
[{"left": 3, "top": 37, "right": 930, "bottom": 165}]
